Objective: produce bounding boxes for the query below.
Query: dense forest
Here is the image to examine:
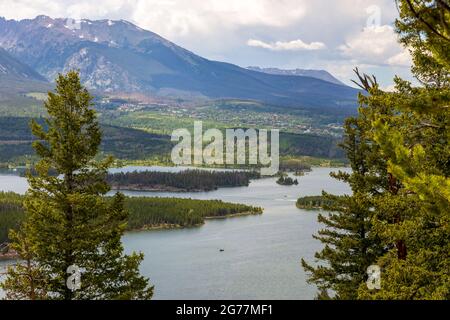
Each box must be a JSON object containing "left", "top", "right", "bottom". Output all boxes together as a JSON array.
[
  {"left": 106, "top": 169, "right": 260, "bottom": 191},
  {"left": 0, "top": 191, "right": 261, "bottom": 244},
  {"left": 279, "top": 132, "right": 345, "bottom": 159},
  {"left": 125, "top": 197, "right": 262, "bottom": 230},
  {"left": 0, "top": 117, "right": 173, "bottom": 165}
]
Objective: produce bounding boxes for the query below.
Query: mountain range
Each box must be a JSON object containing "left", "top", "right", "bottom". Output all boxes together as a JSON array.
[
  {"left": 0, "top": 15, "right": 359, "bottom": 110},
  {"left": 246, "top": 67, "right": 345, "bottom": 86}
]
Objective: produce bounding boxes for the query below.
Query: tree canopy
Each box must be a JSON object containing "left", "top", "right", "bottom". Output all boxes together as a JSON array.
[{"left": 303, "top": 0, "right": 449, "bottom": 300}]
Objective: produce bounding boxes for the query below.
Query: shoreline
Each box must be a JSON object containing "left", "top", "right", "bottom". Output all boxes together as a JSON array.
[
  {"left": 2, "top": 159, "right": 349, "bottom": 172},
  {"left": 296, "top": 205, "right": 322, "bottom": 211},
  {"left": 110, "top": 183, "right": 254, "bottom": 193},
  {"left": 0, "top": 210, "right": 263, "bottom": 259},
  {"left": 204, "top": 211, "right": 262, "bottom": 220},
  {"left": 132, "top": 210, "right": 262, "bottom": 231},
  {"left": 110, "top": 185, "right": 217, "bottom": 193}
]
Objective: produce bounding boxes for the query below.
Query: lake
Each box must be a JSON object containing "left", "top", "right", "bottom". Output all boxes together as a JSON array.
[{"left": 0, "top": 166, "right": 351, "bottom": 299}]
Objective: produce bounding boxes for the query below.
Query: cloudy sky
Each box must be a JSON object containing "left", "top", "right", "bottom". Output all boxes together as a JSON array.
[{"left": 0, "top": 0, "right": 413, "bottom": 88}]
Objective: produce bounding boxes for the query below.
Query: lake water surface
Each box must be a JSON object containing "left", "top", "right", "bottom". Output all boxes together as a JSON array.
[{"left": 0, "top": 166, "right": 350, "bottom": 299}]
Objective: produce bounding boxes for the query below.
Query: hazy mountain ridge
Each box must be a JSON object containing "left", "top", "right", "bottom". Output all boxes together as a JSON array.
[
  {"left": 0, "top": 16, "right": 359, "bottom": 110},
  {"left": 0, "top": 48, "right": 51, "bottom": 106},
  {"left": 247, "top": 66, "right": 345, "bottom": 86},
  {"left": 0, "top": 48, "right": 46, "bottom": 81}
]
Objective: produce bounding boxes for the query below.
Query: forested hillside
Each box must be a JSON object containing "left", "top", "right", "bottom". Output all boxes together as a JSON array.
[{"left": 0, "top": 117, "right": 345, "bottom": 165}]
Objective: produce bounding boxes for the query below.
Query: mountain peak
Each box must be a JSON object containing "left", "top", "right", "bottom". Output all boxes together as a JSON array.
[
  {"left": 0, "top": 16, "right": 358, "bottom": 109},
  {"left": 0, "top": 15, "right": 162, "bottom": 44}
]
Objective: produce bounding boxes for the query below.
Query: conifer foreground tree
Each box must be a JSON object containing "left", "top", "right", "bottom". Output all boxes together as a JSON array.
[
  {"left": 301, "top": 78, "right": 391, "bottom": 299},
  {"left": 303, "top": 0, "right": 449, "bottom": 300},
  {"left": 357, "top": 0, "right": 450, "bottom": 299},
  {"left": 1, "top": 71, "right": 153, "bottom": 300}
]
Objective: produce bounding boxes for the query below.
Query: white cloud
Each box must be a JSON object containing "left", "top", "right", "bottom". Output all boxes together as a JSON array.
[
  {"left": 387, "top": 50, "right": 412, "bottom": 67},
  {"left": 247, "top": 39, "right": 326, "bottom": 51},
  {"left": 339, "top": 25, "right": 412, "bottom": 67},
  {"left": 0, "top": 0, "right": 307, "bottom": 37},
  {"left": 381, "top": 84, "right": 397, "bottom": 92}
]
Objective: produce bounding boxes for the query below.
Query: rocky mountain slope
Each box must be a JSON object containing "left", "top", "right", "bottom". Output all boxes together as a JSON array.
[
  {"left": 0, "top": 16, "right": 359, "bottom": 110},
  {"left": 0, "top": 47, "right": 46, "bottom": 81},
  {"left": 0, "top": 48, "right": 50, "bottom": 105}
]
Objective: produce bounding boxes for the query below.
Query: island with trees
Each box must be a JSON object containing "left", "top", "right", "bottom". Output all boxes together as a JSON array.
[
  {"left": 276, "top": 173, "right": 298, "bottom": 186},
  {"left": 106, "top": 169, "right": 260, "bottom": 192}
]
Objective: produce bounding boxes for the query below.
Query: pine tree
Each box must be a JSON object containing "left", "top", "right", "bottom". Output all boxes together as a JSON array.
[
  {"left": 357, "top": 0, "right": 450, "bottom": 299},
  {"left": 395, "top": 0, "right": 450, "bottom": 71},
  {"left": 1, "top": 71, "right": 153, "bottom": 300},
  {"left": 301, "top": 77, "right": 390, "bottom": 299},
  {"left": 303, "top": 1, "right": 449, "bottom": 300}
]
